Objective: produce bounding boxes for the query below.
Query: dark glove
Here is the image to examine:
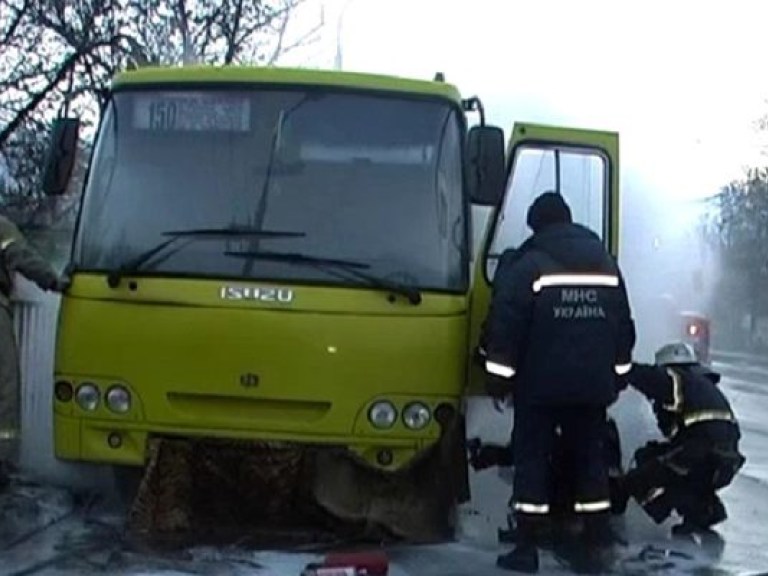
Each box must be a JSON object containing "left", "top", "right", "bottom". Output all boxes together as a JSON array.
[
  {"left": 615, "top": 374, "right": 630, "bottom": 393},
  {"left": 468, "top": 439, "right": 514, "bottom": 471},
  {"left": 614, "top": 362, "right": 635, "bottom": 392},
  {"left": 634, "top": 440, "right": 665, "bottom": 466},
  {"left": 655, "top": 409, "right": 677, "bottom": 438}
]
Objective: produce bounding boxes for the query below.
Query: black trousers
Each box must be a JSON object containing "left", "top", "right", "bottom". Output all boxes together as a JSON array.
[
  {"left": 512, "top": 404, "right": 611, "bottom": 520},
  {"left": 625, "top": 434, "right": 744, "bottom": 527}
]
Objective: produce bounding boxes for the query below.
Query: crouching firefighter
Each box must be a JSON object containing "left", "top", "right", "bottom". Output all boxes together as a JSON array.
[
  {"left": 0, "top": 214, "right": 66, "bottom": 487},
  {"left": 619, "top": 342, "right": 745, "bottom": 536},
  {"left": 481, "top": 192, "right": 636, "bottom": 573}
]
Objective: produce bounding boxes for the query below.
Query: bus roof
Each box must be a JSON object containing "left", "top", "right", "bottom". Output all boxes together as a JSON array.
[{"left": 112, "top": 66, "right": 463, "bottom": 104}]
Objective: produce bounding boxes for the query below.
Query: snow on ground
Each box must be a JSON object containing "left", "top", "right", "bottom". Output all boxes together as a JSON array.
[{"left": 0, "top": 355, "right": 765, "bottom": 575}]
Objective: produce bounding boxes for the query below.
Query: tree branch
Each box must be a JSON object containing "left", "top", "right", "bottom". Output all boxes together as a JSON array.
[
  {"left": 196, "top": 2, "right": 224, "bottom": 57},
  {"left": 265, "top": 3, "right": 321, "bottom": 66},
  {"left": 0, "top": 0, "right": 32, "bottom": 45},
  {"left": 223, "top": 0, "right": 245, "bottom": 65},
  {"left": 265, "top": 8, "right": 290, "bottom": 65},
  {"left": 0, "top": 51, "right": 80, "bottom": 146},
  {"left": 177, "top": 0, "right": 193, "bottom": 64}
]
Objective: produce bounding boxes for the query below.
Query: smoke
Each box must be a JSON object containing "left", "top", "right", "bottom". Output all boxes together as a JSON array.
[
  {"left": 610, "top": 169, "right": 722, "bottom": 464},
  {"left": 618, "top": 169, "right": 719, "bottom": 363}
]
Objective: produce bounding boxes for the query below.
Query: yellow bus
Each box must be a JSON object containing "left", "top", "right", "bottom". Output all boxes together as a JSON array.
[{"left": 42, "top": 66, "right": 619, "bottom": 540}]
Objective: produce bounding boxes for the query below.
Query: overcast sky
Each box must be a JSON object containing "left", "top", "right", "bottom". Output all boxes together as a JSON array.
[{"left": 288, "top": 0, "right": 768, "bottom": 201}]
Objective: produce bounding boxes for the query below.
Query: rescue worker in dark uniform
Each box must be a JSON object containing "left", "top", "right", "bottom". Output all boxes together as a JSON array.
[
  {"left": 0, "top": 214, "right": 66, "bottom": 487},
  {"left": 482, "top": 192, "right": 636, "bottom": 573},
  {"left": 620, "top": 342, "right": 744, "bottom": 536}
]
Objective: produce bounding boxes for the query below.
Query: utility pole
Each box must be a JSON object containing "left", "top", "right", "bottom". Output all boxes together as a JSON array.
[{"left": 334, "top": 0, "right": 355, "bottom": 70}]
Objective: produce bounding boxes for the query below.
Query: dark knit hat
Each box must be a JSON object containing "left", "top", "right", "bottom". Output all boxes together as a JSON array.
[{"left": 526, "top": 192, "right": 572, "bottom": 232}]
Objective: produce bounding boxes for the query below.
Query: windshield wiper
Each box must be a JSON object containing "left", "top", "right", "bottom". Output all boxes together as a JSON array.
[
  {"left": 224, "top": 250, "right": 423, "bottom": 305},
  {"left": 106, "top": 227, "right": 305, "bottom": 288}
]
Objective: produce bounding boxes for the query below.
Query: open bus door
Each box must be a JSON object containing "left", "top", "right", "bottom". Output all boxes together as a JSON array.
[{"left": 467, "top": 123, "right": 621, "bottom": 394}]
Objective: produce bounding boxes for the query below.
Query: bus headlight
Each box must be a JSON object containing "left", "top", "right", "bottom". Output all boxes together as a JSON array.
[
  {"left": 75, "top": 383, "right": 100, "bottom": 411},
  {"left": 106, "top": 386, "right": 131, "bottom": 414},
  {"left": 368, "top": 401, "right": 397, "bottom": 429},
  {"left": 403, "top": 402, "right": 431, "bottom": 430}
]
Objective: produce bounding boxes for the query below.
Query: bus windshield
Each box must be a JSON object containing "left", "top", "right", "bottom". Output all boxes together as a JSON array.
[{"left": 74, "top": 88, "right": 467, "bottom": 293}]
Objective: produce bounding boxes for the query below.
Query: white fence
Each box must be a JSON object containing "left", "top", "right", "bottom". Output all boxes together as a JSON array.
[{"left": 12, "top": 277, "right": 110, "bottom": 489}]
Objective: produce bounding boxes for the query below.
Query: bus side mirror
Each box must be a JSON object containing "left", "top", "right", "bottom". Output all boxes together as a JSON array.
[
  {"left": 42, "top": 118, "right": 80, "bottom": 196},
  {"left": 467, "top": 125, "right": 505, "bottom": 206}
]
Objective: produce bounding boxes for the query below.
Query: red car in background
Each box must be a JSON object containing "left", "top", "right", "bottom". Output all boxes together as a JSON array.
[{"left": 680, "top": 311, "right": 711, "bottom": 365}]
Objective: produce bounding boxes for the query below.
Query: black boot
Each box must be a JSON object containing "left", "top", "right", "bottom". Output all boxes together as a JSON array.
[
  {"left": 584, "top": 512, "right": 620, "bottom": 546},
  {"left": 497, "top": 545, "right": 539, "bottom": 573},
  {"left": 671, "top": 516, "right": 718, "bottom": 537},
  {"left": 568, "top": 513, "right": 616, "bottom": 574},
  {"left": 497, "top": 517, "right": 540, "bottom": 573},
  {"left": 673, "top": 495, "right": 728, "bottom": 537}
]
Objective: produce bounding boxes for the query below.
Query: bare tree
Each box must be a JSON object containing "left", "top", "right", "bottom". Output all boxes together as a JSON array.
[
  {"left": 0, "top": 0, "right": 322, "bottom": 231},
  {"left": 0, "top": 0, "right": 137, "bottom": 146},
  {"left": 706, "top": 168, "right": 768, "bottom": 350},
  {"left": 123, "top": 0, "right": 322, "bottom": 67}
]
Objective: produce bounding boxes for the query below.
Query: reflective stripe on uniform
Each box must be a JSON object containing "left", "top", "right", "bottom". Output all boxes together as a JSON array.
[
  {"left": 0, "top": 429, "right": 18, "bottom": 441},
  {"left": 641, "top": 487, "right": 666, "bottom": 506},
  {"left": 683, "top": 410, "right": 734, "bottom": 427},
  {"left": 663, "top": 368, "right": 684, "bottom": 413},
  {"left": 532, "top": 274, "right": 619, "bottom": 293},
  {"left": 485, "top": 361, "right": 515, "bottom": 378},
  {"left": 574, "top": 500, "right": 612, "bottom": 513},
  {"left": 514, "top": 502, "right": 550, "bottom": 514},
  {"left": 0, "top": 238, "right": 16, "bottom": 251},
  {"left": 615, "top": 363, "right": 632, "bottom": 375}
]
